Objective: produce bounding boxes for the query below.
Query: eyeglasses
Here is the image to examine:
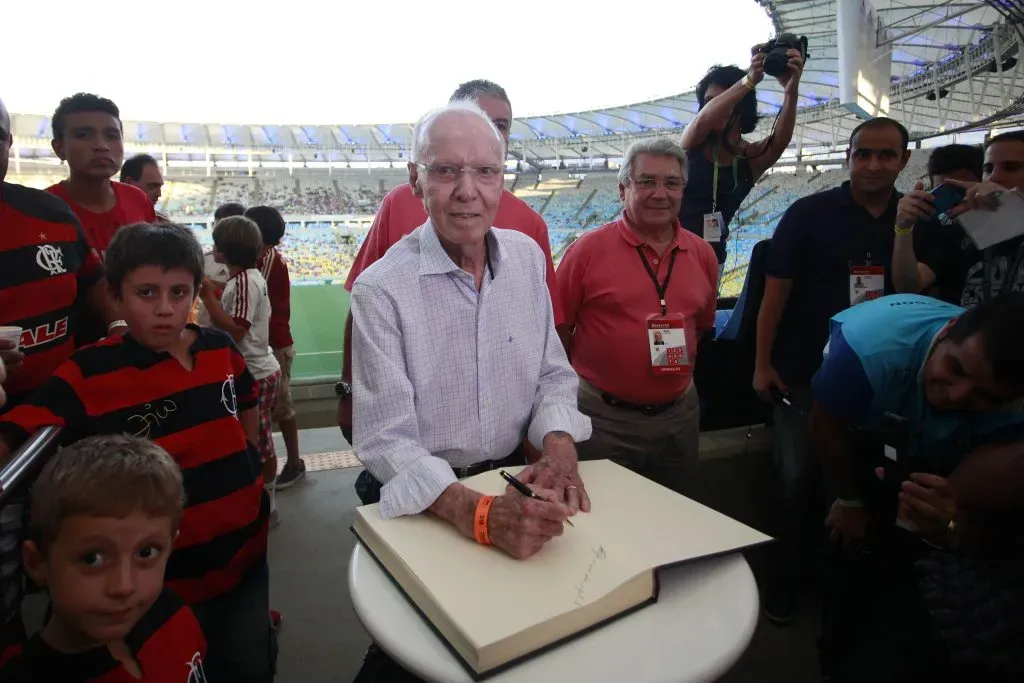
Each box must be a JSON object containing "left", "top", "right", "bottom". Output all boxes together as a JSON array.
[
  {"left": 629, "top": 175, "right": 685, "bottom": 192},
  {"left": 415, "top": 163, "right": 505, "bottom": 185}
]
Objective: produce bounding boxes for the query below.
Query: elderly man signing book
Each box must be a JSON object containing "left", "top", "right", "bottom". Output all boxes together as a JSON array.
[{"left": 350, "top": 101, "right": 592, "bottom": 561}]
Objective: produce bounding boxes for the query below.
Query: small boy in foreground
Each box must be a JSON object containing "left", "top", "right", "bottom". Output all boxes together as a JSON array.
[
  {"left": 0, "top": 434, "right": 206, "bottom": 682},
  {"left": 0, "top": 222, "right": 273, "bottom": 682}
]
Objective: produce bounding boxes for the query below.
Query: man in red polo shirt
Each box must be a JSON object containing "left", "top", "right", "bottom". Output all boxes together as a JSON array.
[
  {"left": 46, "top": 93, "right": 155, "bottom": 254},
  {"left": 337, "top": 79, "right": 560, "bottom": 444},
  {"left": 557, "top": 138, "right": 718, "bottom": 496}
]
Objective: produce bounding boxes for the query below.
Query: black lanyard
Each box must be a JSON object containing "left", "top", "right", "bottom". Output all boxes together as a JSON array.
[
  {"left": 982, "top": 241, "right": 1024, "bottom": 302},
  {"left": 636, "top": 246, "right": 677, "bottom": 316}
]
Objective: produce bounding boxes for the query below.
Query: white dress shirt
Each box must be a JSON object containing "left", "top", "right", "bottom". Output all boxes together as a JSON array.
[{"left": 351, "top": 220, "right": 591, "bottom": 519}]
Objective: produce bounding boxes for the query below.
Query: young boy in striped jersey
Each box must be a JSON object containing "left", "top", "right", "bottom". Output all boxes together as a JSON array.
[
  {"left": 0, "top": 222, "right": 273, "bottom": 682},
  {"left": 0, "top": 434, "right": 207, "bottom": 682}
]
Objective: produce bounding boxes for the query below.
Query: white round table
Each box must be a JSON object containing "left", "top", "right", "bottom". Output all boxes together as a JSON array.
[{"left": 348, "top": 544, "right": 759, "bottom": 683}]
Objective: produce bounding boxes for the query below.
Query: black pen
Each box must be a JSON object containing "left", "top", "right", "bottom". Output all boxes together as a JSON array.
[{"left": 499, "top": 470, "right": 574, "bottom": 527}]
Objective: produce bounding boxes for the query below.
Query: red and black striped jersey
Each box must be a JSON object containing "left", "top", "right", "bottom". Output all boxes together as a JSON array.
[
  {"left": 0, "top": 182, "right": 103, "bottom": 402},
  {"left": 0, "top": 326, "right": 268, "bottom": 604},
  {"left": 0, "top": 589, "right": 207, "bottom": 682}
]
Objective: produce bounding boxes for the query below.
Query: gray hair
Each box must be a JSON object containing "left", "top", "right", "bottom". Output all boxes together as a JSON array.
[
  {"left": 411, "top": 101, "right": 504, "bottom": 165},
  {"left": 449, "top": 79, "right": 511, "bottom": 108},
  {"left": 617, "top": 138, "right": 688, "bottom": 185}
]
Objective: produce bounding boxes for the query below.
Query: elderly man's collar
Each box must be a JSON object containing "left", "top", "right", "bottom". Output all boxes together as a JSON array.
[{"left": 418, "top": 219, "right": 505, "bottom": 279}]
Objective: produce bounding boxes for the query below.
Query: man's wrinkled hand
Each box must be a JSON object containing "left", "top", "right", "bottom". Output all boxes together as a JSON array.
[
  {"left": 0, "top": 340, "right": 24, "bottom": 376},
  {"left": 516, "top": 433, "right": 590, "bottom": 514},
  {"left": 488, "top": 488, "right": 570, "bottom": 560}
]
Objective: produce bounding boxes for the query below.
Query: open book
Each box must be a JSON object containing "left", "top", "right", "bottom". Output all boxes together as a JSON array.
[{"left": 352, "top": 460, "right": 772, "bottom": 678}]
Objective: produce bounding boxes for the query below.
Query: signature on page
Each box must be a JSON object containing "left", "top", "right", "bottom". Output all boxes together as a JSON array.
[{"left": 573, "top": 546, "right": 608, "bottom": 606}]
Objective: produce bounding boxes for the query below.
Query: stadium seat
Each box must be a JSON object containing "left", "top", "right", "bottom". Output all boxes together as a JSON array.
[{"left": 696, "top": 239, "right": 772, "bottom": 430}]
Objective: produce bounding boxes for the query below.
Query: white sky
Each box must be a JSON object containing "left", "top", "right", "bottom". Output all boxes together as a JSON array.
[{"left": 4, "top": 0, "right": 773, "bottom": 125}]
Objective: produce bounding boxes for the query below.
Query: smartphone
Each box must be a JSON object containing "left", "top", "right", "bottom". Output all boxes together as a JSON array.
[
  {"left": 881, "top": 412, "right": 910, "bottom": 482},
  {"left": 881, "top": 412, "right": 915, "bottom": 531},
  {"left": 930, "top": 183, "right": 967, "bottom": 217}
]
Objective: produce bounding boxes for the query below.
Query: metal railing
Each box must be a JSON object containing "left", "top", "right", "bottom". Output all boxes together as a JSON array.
[{"left": 0, "top": 426, "right": 63, "bottom": 505}]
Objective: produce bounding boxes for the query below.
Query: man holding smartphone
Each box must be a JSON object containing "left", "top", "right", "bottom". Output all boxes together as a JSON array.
[
  {"left": 893, "top": 135, "right": 1023, "bottom": 307},
  {"left": 811, "top": 292, "right": 1024, "bottom": 680}
]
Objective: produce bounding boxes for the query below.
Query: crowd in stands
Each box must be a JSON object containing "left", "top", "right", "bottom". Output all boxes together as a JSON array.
[{"left": 0, "top": 149, "right": 962, "bottom": 291}]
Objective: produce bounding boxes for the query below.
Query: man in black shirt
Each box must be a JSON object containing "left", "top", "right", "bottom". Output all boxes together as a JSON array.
[
  {"left": 893, "top": 132, "right": 1024, "bottom": 307},
  {"left": 753, "top": 117, "right": 910, "bottom": 623}
]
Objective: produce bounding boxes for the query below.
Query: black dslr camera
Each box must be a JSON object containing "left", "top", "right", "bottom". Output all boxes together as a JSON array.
[{"left": 758, "top": 33, "right": 809, "bottom": 78}]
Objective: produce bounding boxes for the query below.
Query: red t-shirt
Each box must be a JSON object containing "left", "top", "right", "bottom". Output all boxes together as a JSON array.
[
  {"left": 47, "top": 181, "right": 156, "bottom": 252},
  {"left": 257, "top": 247, "right": 294, "bottom": 349},
  {"left": 557, "top": 214, "right": 718, "bottom": 404},
  {"left": 345, "top": 183, "right": 562, "bottom": 324}
]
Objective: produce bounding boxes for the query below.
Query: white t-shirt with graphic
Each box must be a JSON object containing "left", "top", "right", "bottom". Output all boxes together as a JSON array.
[{"left": 220, "top": 268, "right": 280, "bottom": 381}]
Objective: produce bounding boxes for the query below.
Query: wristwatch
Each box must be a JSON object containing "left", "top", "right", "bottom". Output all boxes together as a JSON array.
[{"left": 335, "top": 381, "right": 352, "bottom": 400}]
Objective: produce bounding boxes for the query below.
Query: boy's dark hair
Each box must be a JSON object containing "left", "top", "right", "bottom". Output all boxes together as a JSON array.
[
  {"left": 450, "top": 80, "right": 510, "bottom": 107},
  {"left": 105, "top": 222, "right": 204, "bottom": 295},
  {"left": 946, "top": 292, "right": 1024, "bottom": 394},
  {"left": 927, "top": 144, "right": 983, "bottom": 182},
  {"left": 29, "top": 434, "right": 185, "bottom": 552},
  {"left": 120, "top": 153, "right": 159, "bottom": 183},
  {"left": 696, "top": 65, "right": 758, "bottom": 135},
  {"left": 848, "top": 117, "right": 910, "bottom": 151},
  {"left": 213, "top": 216, "right": 263, "bottom": 269},
  {"left": 244, "top": 205, "right": 286, "bottom": 247},
  {"left": 51, "top": 93, "right": 121, "bottom": 142},
  {"left": 214, "top": 202, "right": 246, "bottom": 221}
]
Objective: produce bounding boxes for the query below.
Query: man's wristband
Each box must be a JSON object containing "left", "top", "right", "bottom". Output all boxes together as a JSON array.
[
  {"left": 835, "top": 497, "right": 864, "bottom": 509},
  {"left": 742, "top": 75, "right": 756, "bottom": 91},
  {"left": 474, "top": 495, "right": 495, "bottom": 545},
  {"left": 107, "top": 320, "right": 127, "bottom": 332},
  {"left": 894, "top": 223, "right": 913, "bottom": 236}
]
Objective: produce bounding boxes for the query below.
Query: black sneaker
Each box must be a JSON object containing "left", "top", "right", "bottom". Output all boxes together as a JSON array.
[{"left": 277, "top": 460, "right": 306, "bottom": 490}]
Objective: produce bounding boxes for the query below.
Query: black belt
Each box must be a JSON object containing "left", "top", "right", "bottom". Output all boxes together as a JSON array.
[
  {"left": 601, "top": 392, "right": 680, "bottom": 417},
  {"left": 452, "top": 446, "right": 525, "bottom": 479}
]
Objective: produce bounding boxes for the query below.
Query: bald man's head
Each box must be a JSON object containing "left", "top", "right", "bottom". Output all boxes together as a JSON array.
[{"left": 0, "top": 97, "right": 11, "bottom": 183}]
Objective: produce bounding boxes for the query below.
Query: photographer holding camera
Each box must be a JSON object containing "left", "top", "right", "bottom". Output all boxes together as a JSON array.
[{"left": 679, "top": 37, "right": 805, "bottom": 274}]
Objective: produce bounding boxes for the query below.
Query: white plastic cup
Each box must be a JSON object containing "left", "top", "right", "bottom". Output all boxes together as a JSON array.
[{"left": 0, "top": 326, "right": 23, "bottom": 349}]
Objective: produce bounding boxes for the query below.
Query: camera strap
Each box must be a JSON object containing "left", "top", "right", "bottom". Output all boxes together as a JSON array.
[{"left": 711, "top": 144, "right": 739, "bottom": 213}]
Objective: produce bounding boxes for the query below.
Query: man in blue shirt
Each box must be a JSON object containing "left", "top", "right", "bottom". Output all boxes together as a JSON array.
[{"left": 811, "top": 293, "right": 1024, "bottom": 679}]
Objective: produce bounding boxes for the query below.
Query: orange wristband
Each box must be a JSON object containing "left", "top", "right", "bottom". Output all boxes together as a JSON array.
[{"left": 474, "top": 495, "right": 495, "bottom": 545}]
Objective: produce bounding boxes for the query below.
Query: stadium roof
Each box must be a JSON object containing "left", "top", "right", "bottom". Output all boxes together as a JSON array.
[{"left": 9, "top": 1, "right": 1024, "bottom": 168}]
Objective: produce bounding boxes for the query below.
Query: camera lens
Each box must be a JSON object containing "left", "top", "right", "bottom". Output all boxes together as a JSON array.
[{"left": 764, "top": 48, "right": 789, "bottom": 78}]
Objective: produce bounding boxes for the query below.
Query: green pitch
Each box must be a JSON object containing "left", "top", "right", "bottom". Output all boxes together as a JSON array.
[{"left": 290, "top": 284, "right": 349, "bottom": 380}]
